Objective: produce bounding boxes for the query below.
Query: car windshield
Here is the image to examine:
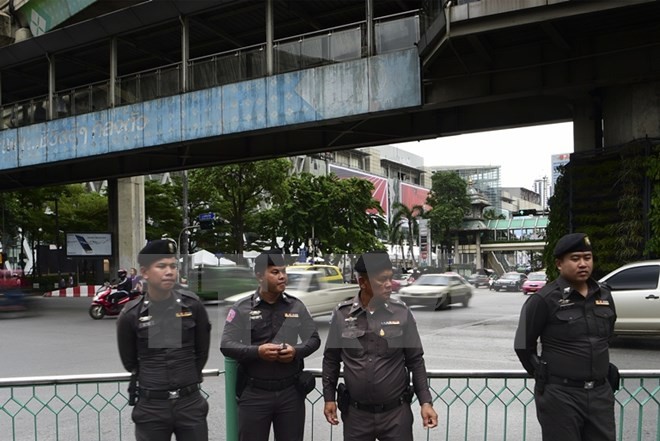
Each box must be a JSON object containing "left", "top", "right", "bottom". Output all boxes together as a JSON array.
[
  {"left": 286, "top": 273, "right": 306, "bottom": 290},
  {"left": 414, "top": 275, "right": 450, "bottom": 286},
  {"left": 502, "top": 274, "right": 520, "bottom": 280},
  {"left": 528, "top": 273, "right": 546, "bottom": 281}
]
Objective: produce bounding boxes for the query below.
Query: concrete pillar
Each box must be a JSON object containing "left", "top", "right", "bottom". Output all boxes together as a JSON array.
[
  {"left": 572, "top": 93, "right": 602, "bottom": 152},
  {"left": 602, "top": 81, "right": 660, "bottom": 146},
  {"left": 475, "top": 232, "right": 482, "bottom": 270},
  {"left": 107, "top": 177, "right": 146, "bottom": 274}
]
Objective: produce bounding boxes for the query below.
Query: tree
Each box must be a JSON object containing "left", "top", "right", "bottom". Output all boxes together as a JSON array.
[
  {"left": 425, "top": 171, "right": 471, "bottom": 256},
  {"left": 390, "top": 202, "right": 424, "bottom": 266},
  {"left": 258, "top": 173, "right": 386, "bottom": 259},
  {"left": 144, "top": 178, "right": 183, "bottom": 241}
]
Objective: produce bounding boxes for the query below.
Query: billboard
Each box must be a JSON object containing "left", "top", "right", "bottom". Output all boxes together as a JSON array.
[
  {"left": 329, "top": 164, "right": 389, "bottom": 219},
  {"left": 400, "top": 182, "right": 431, "bottom": 211},
  {"left": 65, "top": 233, "right": 112, "bottom": 257}
]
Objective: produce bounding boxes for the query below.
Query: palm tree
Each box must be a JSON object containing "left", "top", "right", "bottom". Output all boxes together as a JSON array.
[
  {"left": 390, "top": 202, "right": 425, "bottom": 266},
  {"left": 388, "top": 216, "right": 406, "bottom": 268}
]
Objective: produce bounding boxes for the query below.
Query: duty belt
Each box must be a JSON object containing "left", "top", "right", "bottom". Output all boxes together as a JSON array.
[
  {"left": 349, "top": 396, "right": 407, "bottom": 413},
  {"left": 547, "top": 376, "right": 606, "bottom": 389},
  {"left": 140, "top": 383, "right": 201, "bottom": 400},
  {"left": 248, "top": 374, "right": 298, "bottom": 391}
]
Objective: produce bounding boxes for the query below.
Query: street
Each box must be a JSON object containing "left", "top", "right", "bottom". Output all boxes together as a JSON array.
[{"left": 1, "top": 287, "right": 658, "bottom": 377}]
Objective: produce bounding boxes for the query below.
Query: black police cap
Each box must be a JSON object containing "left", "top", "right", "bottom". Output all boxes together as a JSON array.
[
  {"left": 553, "top": 233, "right": 592, "bottom": 258},
  {"left": 138, "top": 239, "right": 177, "bottom": 267},
  {"left": 254, "top": 250, "right": 285, "bottom": 274},
  {"left": 354, "top": 251, "right": 392, "bottom": 274}
]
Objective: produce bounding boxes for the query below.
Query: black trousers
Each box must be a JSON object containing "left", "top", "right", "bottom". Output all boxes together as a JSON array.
[
  {"left": 131, "top": 391, "right": 209, "bottom": 441},
  {"left": 535, "top": 382, "right": 615, "bottom": 441},
  {"left": 341, "top": 403, "right": 414, "bottom": 441},
  {"left": 237, "top": 384, "right": 305, "bottom": 441}
]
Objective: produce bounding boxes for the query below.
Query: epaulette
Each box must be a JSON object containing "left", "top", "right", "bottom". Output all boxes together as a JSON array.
[
  {"left": 177, "top": 288, "right": 201, "bottom": 301},
  {"left": 337, "top": 299, "right": 354, "bottom": 308},
  {"left": 387, "top": 297, "right": 407, "bottom": 307},
  {"left": 122, "top": 295, "right": 144, "bottom": 313}
]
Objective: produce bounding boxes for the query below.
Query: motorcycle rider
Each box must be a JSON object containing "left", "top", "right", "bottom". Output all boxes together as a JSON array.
[{"left": 109, "top": 269, "right": 133, "bottom": 305}]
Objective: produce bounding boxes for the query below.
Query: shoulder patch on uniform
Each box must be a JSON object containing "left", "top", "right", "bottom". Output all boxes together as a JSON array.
[
  {"left": 337, "top": 300, "right": 353, "bottom": 308},
  {"left": 122, "top": 296, "right": 144, "bottom": 312},
  {"left": 387, "top": 297, "right": 407, "bottom": 306}
]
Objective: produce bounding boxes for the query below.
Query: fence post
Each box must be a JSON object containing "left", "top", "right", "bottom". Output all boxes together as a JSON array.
[{"left": 224, "top": 358, "right": 239, "bottom": 441}]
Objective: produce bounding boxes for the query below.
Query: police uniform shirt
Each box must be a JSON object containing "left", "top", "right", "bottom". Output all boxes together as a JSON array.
[
  {"left": 220, "top": 290, "right": 321, "bottom": 380},
  {"left": 514, "top": 276, "right": 616, "bottom": 381},
  {"left": 322, "top": 295, "right": 433, "bottom": 405},
  {"left": 117, "top": 288, "right": 211, "bottom": 390}
]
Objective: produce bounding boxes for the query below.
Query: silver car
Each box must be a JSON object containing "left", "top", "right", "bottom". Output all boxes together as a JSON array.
[
  {"left": 599, "top": 260, "right": 660, "bottom": 335},
  {"left": 396, "top": 273, "right": 473, "bottom": 310}
]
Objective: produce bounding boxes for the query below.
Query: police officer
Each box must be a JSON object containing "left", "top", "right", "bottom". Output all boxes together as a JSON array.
[
  {"left": 117, "top": 239, "right": 211, "bottom": 441},
  {"left": 220, "top": 250, "right": 321, "bottom": 441},
  {"left": 322, "top": 251, "right": 438, "bottom": 441},
  {"left": 514, "top": 233, "right": 617, "bottom": 441}
]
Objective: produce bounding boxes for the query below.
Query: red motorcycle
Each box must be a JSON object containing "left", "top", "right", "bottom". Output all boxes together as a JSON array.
[{"left": 88, "top": 283, "right": 140, "bottom": 320}]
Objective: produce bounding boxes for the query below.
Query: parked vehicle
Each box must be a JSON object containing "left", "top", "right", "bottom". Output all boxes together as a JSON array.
[
  {"left": 599, "top": 260, "right": 660, "bottom": 335},
  {"left": 522, "top": 271, "right": 547, "bottom": 295},
  {"left": 492, "top": 272, "right": 527, "bottom": 292},
  {"left": 222, "top": 269, "right": 358, "bottom": 317},
  {"left": 396, "top": 273, "right": 472, "bottom": 310},
  {"left": 88, "top": 283, "right": 140, "bottom": 320}
]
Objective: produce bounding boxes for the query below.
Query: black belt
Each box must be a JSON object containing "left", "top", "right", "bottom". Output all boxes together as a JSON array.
[
  {"left": 349, "top": 396, "right": 407, "bottom": 413},
  {"left": 248, "top": 374, "right": 298, "bottom": 391},
  {"left": 139, "top": 383, "right": 201, "bottom": 400},
  {"left": 547, "top": 376, "right": 606, "bottom": 389}
]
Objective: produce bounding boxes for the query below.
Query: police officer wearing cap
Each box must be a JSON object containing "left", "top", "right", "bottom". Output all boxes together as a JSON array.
[
  {"left": 322, "top": 251, "right": 438, "bottom": 441},
  {"left": 514, "top": 233, "right": 617, "bottom": 441},
  {"left": 117, "top": 239, "right": 211, "bottom": 441},
  {"left": 220, "top": 251, "right": 321, "bottom": 441}
]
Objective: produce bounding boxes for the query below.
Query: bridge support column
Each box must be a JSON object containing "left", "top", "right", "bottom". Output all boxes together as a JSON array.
[
  {"left": 602, "top": 81, "right": 660, "bottom": 146},
  {"left": 108, "top": 177, "right": 146, "bottom": 274}
]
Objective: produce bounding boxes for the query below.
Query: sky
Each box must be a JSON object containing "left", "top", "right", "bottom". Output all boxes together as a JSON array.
[{"left": 393, "top": 122, "right": 574, "bottom": 189}]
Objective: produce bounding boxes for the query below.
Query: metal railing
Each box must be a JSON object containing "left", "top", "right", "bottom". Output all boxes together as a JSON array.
[
  {"left": 0, "top": 11, "right": 421, "bottom": 132},
  {"left": 0, "top": 369, "right": 657, "bottom": 441}
]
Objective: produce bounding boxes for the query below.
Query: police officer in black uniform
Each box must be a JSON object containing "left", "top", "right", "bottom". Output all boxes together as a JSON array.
[
  {"left": 220, "top": 251, "right": 321, "bottom": 441},
  {"left": 322, "top": 251, "right": 438, "bottom": 441},
  {"left": 514, "top": 233, "right": 617, "bottom": 441},
  {"left": 117, "top": 239, "right": 211, "bottom": 441}
]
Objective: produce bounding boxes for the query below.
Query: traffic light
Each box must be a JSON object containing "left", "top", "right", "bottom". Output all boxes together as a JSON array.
[{"left": 198, "top": 212, "right": 216, "bottom": 230}]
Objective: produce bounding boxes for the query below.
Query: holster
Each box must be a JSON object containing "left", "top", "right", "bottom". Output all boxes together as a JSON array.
[
  {"left": 336, "top": 383, "right": 350, "bottom": 414},
  {"left": 235, "top": 364, "right": 248, "bottom": 399},
  {"left": 128, "top": 372, "right": 139, "bottom": 406},
  {"left": 534, "top": 359, "right": 548, "bottom": 396},
  {"left": 607, "top": 363, "right": 621, "bottom": 391}
]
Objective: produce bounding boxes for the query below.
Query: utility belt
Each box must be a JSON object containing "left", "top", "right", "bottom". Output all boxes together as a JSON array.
[
  {"left": 337, "top": 383, "right": 413, "bottom": 414},
  {"left": 547, "top": 375, "right": 606, "bottom": 390},
  {"left": 247, "top": 374, "right": 299, "bottom": 391},
  {"left": 139, "top": 383, "right": 201, "bottom": 400}
]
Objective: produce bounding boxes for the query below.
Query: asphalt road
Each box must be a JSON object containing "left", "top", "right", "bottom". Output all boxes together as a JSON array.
[{"left": 1, "top": 287, "right": 658, "bottom": 378}]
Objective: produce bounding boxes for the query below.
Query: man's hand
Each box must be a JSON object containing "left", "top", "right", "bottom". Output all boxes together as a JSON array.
[
  {"left": 420, "top": 403, "right": 438, "bottom": 429},
  {"left": 323, "top": 401, "right": 339, "bottom": 425},
  {"left": 257, "top": 343, "right": 283, "bottom": 361},
  {"left": 276, "top": 343, "right": 296, "bottom": 363}
]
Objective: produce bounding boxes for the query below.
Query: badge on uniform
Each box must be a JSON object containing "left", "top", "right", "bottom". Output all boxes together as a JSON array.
[
  {"left": 381, "top": 321, "right": 400, "bottom": 326},
  {"left": 595, "top": 299, "right": 610, "bottom": 306},
  {"left": 379, "top": 329, "right": 385, "bottom": 337},
  {"left": 176, "top": 311, "right": 192, "bottom": 318},
  {"left": 139, "top": 315, "right": 152, "bottom": 322},
  {"left": 284, "top": 312, "right": 299, "bottom": 318},
  {"left": 249, "top": 310, "right": 263, "bottom": 320}
]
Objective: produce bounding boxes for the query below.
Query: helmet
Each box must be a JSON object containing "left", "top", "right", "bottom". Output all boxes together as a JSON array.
[{"left": 118, "top": 268, "right": 127, "bottom": 278}]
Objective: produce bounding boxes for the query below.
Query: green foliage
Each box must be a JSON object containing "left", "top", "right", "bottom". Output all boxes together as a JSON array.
[
  {"left": 645, "top": 145, "right": 660, "bottom": 257},
  {"left": 390, "top": 202, "right": 425, "bottom": 265},
  {"left": 425, "top": 171, "right": 471, "bottom": 248}
]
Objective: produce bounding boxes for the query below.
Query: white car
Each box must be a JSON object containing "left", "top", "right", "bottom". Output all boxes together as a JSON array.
[
  {"left": 396, "top": 273, "right": 473, "bottom": 310},
  {"left": 599, "top": 260, "right": 660, "bottom": 335},
  {"left": 222, "top": 269, "right": 358, "bottom": 317}
]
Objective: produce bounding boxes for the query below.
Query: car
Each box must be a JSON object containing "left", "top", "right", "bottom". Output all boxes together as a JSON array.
[
  {"left": 467, "top": 273, "right": 490, "bottom": 288},
  {"left": 522, "top": 271, "right": 547, "bottom": 295},
  {"left": 187, "top": 266, "right": 256, "bottom": 301},
  {"left": 222, "top": 269, "right": 359, "bottom": 317},
  {"left": 396, "top": 273, "right": 473, "bottom": 310},
  {"left": 492, "top": 272, "right": 527, "bottom": 292},
  {"left": 599, "top": 260, "right": 660, "bottom": 335},
  {"left": 289, "top": 263, "right": 344, "bottom": 284}
]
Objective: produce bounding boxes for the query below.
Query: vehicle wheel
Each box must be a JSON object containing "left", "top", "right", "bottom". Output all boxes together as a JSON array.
[
  {"left": 89, "top": 305, "right": 105, "bottom": 320},
  {"left": 434, "top": 296, "right": 449, "bottom": 311},
  {"left": 494, "top": 287, "right": 500, "bottom": 292}
]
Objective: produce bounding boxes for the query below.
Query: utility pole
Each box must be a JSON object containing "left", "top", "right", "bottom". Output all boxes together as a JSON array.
[{"left": 181, "top": 170, "right": 190, "bottom": 280}]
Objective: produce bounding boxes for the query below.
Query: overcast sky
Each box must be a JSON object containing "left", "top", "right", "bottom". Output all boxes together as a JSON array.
[{"left": 393, "top": 122, "right": 574, "bottom": 189}]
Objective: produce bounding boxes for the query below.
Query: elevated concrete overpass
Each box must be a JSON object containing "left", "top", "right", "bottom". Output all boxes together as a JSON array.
[{"left": 0, "top": 0, "right": 658, "bottom": 269}]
